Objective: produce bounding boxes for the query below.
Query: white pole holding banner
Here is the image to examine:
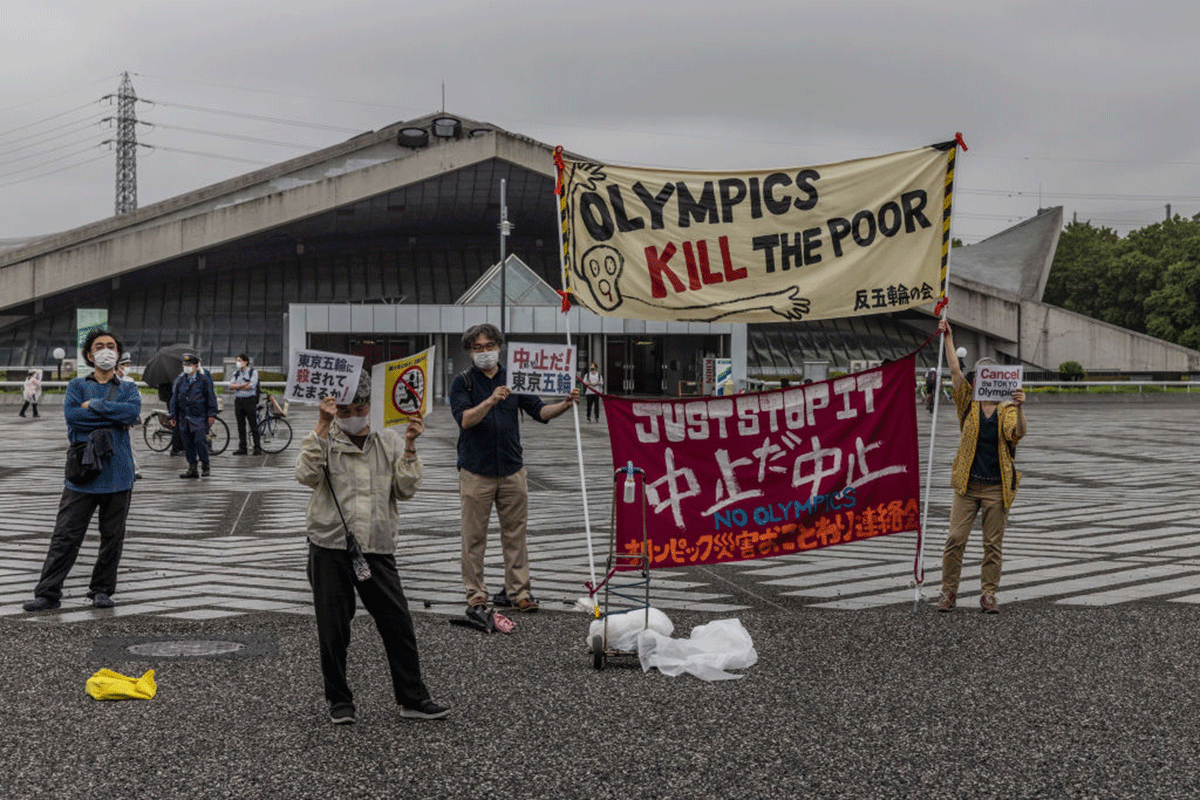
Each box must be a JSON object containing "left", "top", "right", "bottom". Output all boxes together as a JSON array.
[
  {"left": 915, "top": 134, "right": 967, "bottom": 613},
  {"left": 553, "top": 152, "right": 600, "bottom": 616}
]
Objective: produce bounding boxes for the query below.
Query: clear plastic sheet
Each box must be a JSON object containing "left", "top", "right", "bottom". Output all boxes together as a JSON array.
[
  {"left": 586, "top": 609, "right": 758, "bottom": 681},
  {"left": 636, "top": 618, "right": 758, "bottom": 681}
]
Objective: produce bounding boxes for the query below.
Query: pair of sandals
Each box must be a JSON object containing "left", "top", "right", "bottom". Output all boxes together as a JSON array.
[{"left": 451, "top": 603, "right": 516, "bottom": 634}]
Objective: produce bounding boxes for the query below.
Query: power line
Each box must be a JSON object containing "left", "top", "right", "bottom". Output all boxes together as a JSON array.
[
  {"left": 145, "top": 144, "right": 271, "bottom": 166},
  {"left": 0, "top": 152, "right": 107, "bottom": 189},
  {"left": 0, "top": 74, "right": 118, "bottom": 115},
  {"left": 142, "top": 98, "right": 362, "bottom": 134},
  {"left": 0, "top": 144, "right": 103, "bottom": 180},
  {"left": 0, "top": 100, "right": 103, "bottom": 139},
  {"left": 960, "top": 187, "right": 1200, "bottom": 203},
  {"left": 143, "top": 122, "right": 322, "bottom": 150},
  {"left": 134, "top": 72, "right": 398, "bottom": 112},
  {"left": 0, "top": 113, "right": 106, "bottom": 153},
  {"left": 0, "top": 135, "right": 104, "bottom": 168}
]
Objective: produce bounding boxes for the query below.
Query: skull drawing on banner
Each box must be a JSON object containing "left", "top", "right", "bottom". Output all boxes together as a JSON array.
[{"left": 577, "top": 244, "right": 625, "bottom": 311}]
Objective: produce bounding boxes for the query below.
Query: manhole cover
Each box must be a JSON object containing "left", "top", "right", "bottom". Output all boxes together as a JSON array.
[{"left": 126, "top": 640, "right": 246, "bottom": 657}]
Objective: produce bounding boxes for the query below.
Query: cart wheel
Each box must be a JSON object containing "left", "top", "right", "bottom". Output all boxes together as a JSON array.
[{"left": 590, "top": 635, "right": 605, "bottom": 671}]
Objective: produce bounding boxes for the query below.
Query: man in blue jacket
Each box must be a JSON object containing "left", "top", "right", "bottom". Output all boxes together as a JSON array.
[
  {"left": 168, "top": 353, "right": 219, "bottom": 478},
  {"left": 23, "top": 329, "right": 141, "bottom": 612}
]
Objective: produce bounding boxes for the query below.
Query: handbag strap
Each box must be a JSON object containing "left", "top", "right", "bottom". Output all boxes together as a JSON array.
[{"left": 321, "top": 463, "right": 366, "bottom": 558}]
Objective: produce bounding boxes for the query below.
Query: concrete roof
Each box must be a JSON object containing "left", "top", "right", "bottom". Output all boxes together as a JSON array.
[
  {"left": 0, "top": 111, "right": 575, "bottom": 315},
  {"left": 951, "top": 206, "right": 1063, "bottom": 301}
]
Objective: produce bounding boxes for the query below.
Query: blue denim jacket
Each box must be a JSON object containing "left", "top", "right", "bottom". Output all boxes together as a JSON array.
[{"left": 64, "top": 374, "right": 141, "bottom": 494}]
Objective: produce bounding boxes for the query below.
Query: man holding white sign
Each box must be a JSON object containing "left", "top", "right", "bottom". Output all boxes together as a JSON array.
[
  {"left": 936, "top": 319, "right": 1027, "bottom": 615},
  {"left": 450, "top": 323, "right": 579, "bottom": 614}
]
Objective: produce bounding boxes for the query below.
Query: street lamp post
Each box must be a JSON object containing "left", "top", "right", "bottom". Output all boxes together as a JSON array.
[{"left": 53, "top": 347, "right": 65, "bottom": 380}]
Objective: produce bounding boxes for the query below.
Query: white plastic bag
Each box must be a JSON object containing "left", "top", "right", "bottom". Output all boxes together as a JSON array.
[
  {"left": 586, "top": 607, "right": 674, "bottom": 652},
  {"left": 636, "top": 618, "right": 757, "bottom": 682}
]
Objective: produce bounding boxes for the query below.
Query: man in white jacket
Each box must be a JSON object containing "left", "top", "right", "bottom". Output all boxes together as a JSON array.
[{"left": 294, "top": 371, "right": 449, "bottom": 725}]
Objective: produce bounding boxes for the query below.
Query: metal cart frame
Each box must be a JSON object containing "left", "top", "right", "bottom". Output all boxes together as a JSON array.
[{"left": 590, "top": 461, "right": 651, "bottom": 670}]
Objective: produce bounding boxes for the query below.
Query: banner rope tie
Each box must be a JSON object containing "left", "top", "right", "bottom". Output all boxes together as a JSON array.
[
  {"left": 553, "top": 145, "right": 565, "bottom": 196},
  {"left": 954, "top": 132, "right": 968, "bottom": 152}
]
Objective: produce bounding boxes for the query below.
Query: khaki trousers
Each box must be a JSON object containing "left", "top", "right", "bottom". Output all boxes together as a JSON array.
[
  {"left": 459, "top": 468, "right": 532, "bottom": 605},
  {"left": 941, "top": 481, "right": 1008, "bottom": 597}
]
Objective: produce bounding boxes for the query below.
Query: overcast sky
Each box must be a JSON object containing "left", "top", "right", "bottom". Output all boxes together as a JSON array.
[{"left": 3, "top": 0, "right": 1198, "bottom": 245}]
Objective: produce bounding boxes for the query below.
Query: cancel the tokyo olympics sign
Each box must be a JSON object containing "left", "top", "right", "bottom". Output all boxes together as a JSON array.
[{"left": 974, "top": 365, "right": 1022, "bottom": 401}]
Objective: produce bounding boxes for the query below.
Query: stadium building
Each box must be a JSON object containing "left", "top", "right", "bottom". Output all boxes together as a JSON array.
[{"left": 2, "top": 112, "right": 1196, "bottom": 394}]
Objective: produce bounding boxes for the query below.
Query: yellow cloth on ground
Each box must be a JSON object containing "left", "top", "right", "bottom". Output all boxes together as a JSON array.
[{"left": 86, "top": 668, "right": 157, "bottom": 700}]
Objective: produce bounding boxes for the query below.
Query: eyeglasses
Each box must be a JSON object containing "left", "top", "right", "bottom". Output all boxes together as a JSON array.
[{"left": 470, "top": 341, "right": 499, "bottom": 353}]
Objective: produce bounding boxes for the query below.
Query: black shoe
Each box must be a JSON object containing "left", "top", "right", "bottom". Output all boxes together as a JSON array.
[
  {"left": 201, "top": 463, "right": 210, "bottom": 477},
  {"left": 231, "top": 449, "right": 248, "bottom": 456},
  {"left": 92, "top": 592, "right": 115, "bottom": 609},
  {"left": 330, "top": 703, "right": 356, "bottom": 725},
  {"left": 180, "top": 466, "right": 199, "bottom": 479},
  {"left": 252, "top": 448, "right": 264, "bottom": 456},
  {"left": 18, "top": 413, "right": 25, "bottom": 418},
  {"left": 399, "top": 699, "right": 450, "bottom": 720},
  {"left": 492, "top": 589, "right": 512, "bottom": 607},
  {"left": 170, "top": 450, "right": 184, "bottom": 457},
  {"left": 23, "top": 596, "right": 61, "bottom": 612}
]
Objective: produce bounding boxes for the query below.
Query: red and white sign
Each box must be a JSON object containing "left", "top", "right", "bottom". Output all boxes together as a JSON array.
[
  {"left": 605, "top": 356, "right": 922, "bottom": 569},
  {"left": 973, "top": 364, "right": 1023, "bottom": 402}
]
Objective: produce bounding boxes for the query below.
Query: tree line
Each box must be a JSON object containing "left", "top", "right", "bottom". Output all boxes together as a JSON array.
[{"left": 1043, "top": 216, "right": 1200, "bottom": 349}]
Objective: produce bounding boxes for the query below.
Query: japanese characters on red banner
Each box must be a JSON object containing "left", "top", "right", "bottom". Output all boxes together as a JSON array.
[
  {"left": 285, "top": 349, "right": 364, "bottom": 405},
  {"left": 506, "top": 341, "right": 576, "bottom": 396},
  {"left": 606, "top": 356, "right": 921, "bottom": 569}
]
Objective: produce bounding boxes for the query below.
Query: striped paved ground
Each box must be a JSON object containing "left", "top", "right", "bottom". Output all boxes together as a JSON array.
[{"left": 3, "top": 396, "right": 1199, "bottom": 619}]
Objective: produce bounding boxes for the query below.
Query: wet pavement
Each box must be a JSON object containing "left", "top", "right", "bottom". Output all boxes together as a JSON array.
[{"left": 2, "top": 394, "right": 1199, "bottom": 798}]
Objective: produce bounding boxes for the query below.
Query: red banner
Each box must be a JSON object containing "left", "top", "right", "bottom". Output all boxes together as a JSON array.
[{"left": 606, "top": 355, "right": 921, "bottom": 569}]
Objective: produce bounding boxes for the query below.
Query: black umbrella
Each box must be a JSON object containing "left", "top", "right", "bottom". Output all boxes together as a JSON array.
[{"left": 141, "top": 344, "right": 194, "bottom": 388}]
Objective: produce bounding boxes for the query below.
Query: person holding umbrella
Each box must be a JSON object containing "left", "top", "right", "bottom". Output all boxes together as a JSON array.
[
  {"left": 168, "top": 353, "right": 218, "bottom": 478},
  {"left": 141, "top": 345, "right": 192, "bottom": 456}
]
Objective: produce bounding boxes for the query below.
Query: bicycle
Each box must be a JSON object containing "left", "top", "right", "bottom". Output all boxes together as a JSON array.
[
  {"left": 252, "top": 393, "right": 293, "bottom": 453},
  {"left": 142, "top": 409, "right": 230, "bottom": 456}
]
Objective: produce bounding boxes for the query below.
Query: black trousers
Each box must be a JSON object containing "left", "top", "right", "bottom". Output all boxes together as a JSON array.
[
  {"left": 585, "top": 393, "right": 600, "bottom": 420},
  {"left": 234, "top": 396, "right": 261, "bottom": 451},
  {"left": 307, "top": 543, "right": 431, "bottom": 709},
  {"left": 34, "top": 488, "right": 131, "bottom": 601},
  {"left": 19, "top": 401, "right": 38, "bottom": 417}
]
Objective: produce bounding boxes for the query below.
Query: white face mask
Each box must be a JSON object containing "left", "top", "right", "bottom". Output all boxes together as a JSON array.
[
  {"left": 236, "top": 361, "right": 247, "bottom": 371},
  {"left": 184, "top": 365, "right": 196, "bottom": 376},
  {"left": 93, "top": 350, "right": 118, "bottom": 371},
  {"left": 473, "top": 350, "right": 500, "bottom": 371},
  {"left": 336, "top": 414, "right": 370, "bottom": 435}
]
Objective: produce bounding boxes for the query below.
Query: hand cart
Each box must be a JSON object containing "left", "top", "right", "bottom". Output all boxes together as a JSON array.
[{"left": 590, "top": 461, "right": 652, "bottom": 670}]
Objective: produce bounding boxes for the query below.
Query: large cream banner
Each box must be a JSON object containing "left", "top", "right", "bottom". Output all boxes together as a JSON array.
[{"left": 558, "top": 142, "right": 957, "bottom": 323}]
